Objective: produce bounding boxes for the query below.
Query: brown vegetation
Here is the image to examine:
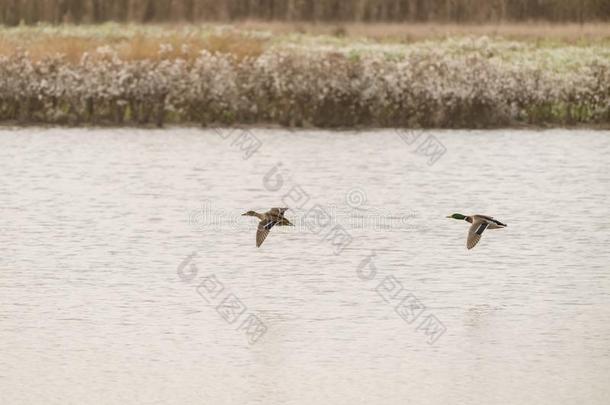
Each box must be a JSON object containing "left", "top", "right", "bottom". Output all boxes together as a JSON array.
[
  {"left": 0, "top": 25, "right": 608, "bottom": 128},
  {"left": 0, "top": 22, "right": 608, "bottom": 65},
  {"left": 0, "top": 32, "right": 608, "bottom": 128},
  {"left": 0, "top": 27, "right": 269, "bottom": 63}
]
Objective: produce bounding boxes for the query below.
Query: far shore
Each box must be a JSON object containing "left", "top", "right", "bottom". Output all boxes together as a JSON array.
[{"left": 0, "top": 23, "right": 608, "bottom": 128}]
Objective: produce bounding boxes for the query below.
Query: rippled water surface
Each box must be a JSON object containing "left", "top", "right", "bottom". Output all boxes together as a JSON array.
[{"left": 1, "top": 128, "right": 609, "bottom": 405}]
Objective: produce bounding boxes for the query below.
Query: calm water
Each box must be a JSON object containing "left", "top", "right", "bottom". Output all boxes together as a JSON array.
[{"left": 1, "top": 128, "right": 609, "bottom": 405}]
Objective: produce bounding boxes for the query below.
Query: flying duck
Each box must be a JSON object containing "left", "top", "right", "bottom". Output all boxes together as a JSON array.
[
  {"left": 447, "top": 213, "right": 507, "bottom": 249},
  {"left": 242, "top": 207, "right": 294, "bottom": 247}
]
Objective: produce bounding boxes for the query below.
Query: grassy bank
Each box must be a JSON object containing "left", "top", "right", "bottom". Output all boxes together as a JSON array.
[{"left": 0, "top": 24, "right": 609, "bottom": 128}]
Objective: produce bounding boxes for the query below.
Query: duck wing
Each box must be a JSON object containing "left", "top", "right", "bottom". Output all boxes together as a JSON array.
[
  {"left": 467, "top": 220, "right": 489, "bottom": 250},
  {"left": 256, "top": 218, "right": 277, "bottom": 247}
]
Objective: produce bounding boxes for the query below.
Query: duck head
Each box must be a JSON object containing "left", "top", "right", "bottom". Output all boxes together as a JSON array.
[{"left": 446, "top": 213, "right": 467, "bottom": 220}]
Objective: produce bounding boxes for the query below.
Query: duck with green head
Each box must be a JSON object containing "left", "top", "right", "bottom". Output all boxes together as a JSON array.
[
  {"left": 447, "top": 213, "right": 507, "bottom": 249},
  {"left": 242, "top": 207, "right": 293, "bottom": 247}
]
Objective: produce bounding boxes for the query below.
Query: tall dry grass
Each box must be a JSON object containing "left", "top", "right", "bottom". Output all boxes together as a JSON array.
[
  {"left": 0, "top": 22, "right": 608, "bottom": 64},
  {"left": 0, "top": 27, "right": 269, "bottom": 63},
  {"left": 0, "top": 25, "right": 608, "bottom": 128}
]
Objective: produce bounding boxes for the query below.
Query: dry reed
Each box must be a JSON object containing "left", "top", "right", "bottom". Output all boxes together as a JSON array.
[{"left": 0, "top": 25, "right": 608, "bottom": 128}]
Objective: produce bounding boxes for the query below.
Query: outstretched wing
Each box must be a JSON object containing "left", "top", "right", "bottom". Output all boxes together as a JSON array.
[
  {"left": 256, "top": 218, "right": 277, "bottom": 247},
  {"left": 467, "top": 221, "right": 488, "bottom": 250}
]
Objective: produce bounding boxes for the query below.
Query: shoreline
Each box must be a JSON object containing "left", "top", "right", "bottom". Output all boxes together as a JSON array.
[{"left": 1, "top": 25, "right": 608, "bottom": 128}]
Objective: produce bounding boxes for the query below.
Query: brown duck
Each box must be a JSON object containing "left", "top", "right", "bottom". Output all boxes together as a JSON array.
[{"left": 242, "top": 207, "right": 294, "bottom": 247}]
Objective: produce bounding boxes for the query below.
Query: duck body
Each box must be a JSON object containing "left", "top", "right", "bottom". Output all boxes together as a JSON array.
[
  {"left": 242, "top": 207, "right": 293, "bottom": 247},
  {"left": 447, "top": 213, "right": 507, "bottom": 249}
]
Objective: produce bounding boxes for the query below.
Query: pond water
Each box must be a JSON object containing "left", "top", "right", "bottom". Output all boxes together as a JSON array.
[{"left": 1, "top": 128, "right": 609, "bottom": 405}]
